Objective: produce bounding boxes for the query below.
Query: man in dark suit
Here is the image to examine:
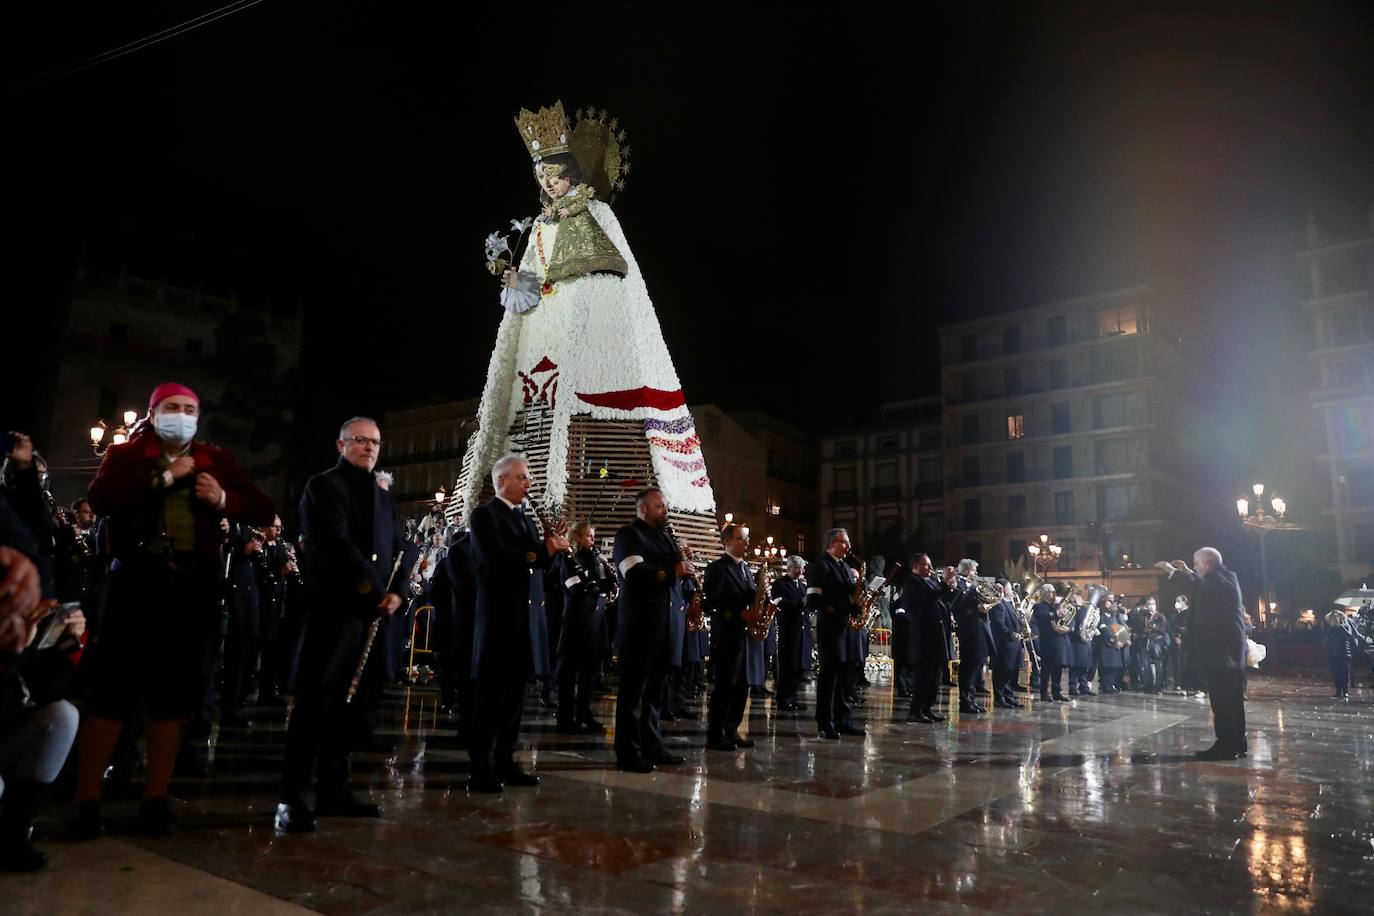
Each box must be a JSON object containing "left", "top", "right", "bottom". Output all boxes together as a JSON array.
[
  {"left": 277, "top": 417, "right": 411, "bottom": 832},
  {"left": 1157, "top": 549, "right": 1248, "bottom": 760},
  {"left": 432, "top": 527, "right": 477, "bottom": 737},
  {"left": 611, "top": 488, "right": 693, "bottom": 772},
  {"left": 808, "top": 528, "right": 866, "bottom": 739},
  {"left": 465, "top": 454, "right": 569, "bottom": 792},
  {"left": 894, "top": 554, "right": 951, "bottom": 723},
  {"left": 703, "top": 524, "right": 761, "bottom": 751},
  {"left": 1031, "top": 585, "right": 1071, "bottom": 701},
  {"left": 951, "top": 559, "right": 992, "bottom": 715},
  {"left": 771, "top": 556, "right": 811, "bottom": 710},
  {"left": 987, "top": 579, "right": 1025, "bottom": 710}
]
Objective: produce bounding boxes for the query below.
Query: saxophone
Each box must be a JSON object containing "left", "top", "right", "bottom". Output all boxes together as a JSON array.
[
  {"left": 745, "top": 561, "right": 777, "bottom": 641},
  {"left": 845, "top": 553, "right": 868, "bottom": 630},
  {"left": 664, "top": 522, "right": 706, "bottom": 633}
]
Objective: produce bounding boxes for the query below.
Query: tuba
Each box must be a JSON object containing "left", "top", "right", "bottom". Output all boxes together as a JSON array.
[
  {"left": 1079, "top": 584, "right": 1109, "bottom": 642},
  {"left": 746, "top": 560, "right": 777, "bottom": 641}
]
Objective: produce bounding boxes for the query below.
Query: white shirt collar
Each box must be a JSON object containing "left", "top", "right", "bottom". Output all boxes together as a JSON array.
[{"left": 495, "top": 495, "right": 520, "bottom": 511}]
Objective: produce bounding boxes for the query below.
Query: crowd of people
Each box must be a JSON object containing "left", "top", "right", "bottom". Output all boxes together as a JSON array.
[{"left": 0, "top": 382, "right": 1254, "bottom": 867}]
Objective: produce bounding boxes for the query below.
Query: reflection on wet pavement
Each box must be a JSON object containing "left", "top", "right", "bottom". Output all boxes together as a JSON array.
[{"left": 6, "top": 670, "right": 1374, "bottom": 914}]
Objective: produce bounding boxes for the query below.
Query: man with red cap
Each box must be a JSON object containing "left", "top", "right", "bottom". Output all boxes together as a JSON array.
[{"left": 71, "top": 382, "right": 274, "bottom": 838}]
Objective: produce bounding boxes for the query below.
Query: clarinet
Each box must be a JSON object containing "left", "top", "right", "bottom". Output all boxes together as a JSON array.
[{"left": 524, "top": 501, "right": 590, "bottom": 581}]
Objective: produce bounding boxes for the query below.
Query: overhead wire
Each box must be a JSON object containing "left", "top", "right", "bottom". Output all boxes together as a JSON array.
[{"left": 5, "top": 0, "right": 270, "bottom": 95}]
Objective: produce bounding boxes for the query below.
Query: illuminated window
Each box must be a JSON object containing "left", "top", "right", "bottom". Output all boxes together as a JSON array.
[
  {"left": 1097, "top": 303, "right": 1140, "bottom": 336},
  {"left": 1006, "top": 412, "right": 1024, "bottom": 440}
]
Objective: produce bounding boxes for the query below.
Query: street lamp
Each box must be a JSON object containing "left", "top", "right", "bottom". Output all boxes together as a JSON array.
[
  {"left": 1026, "top": 533, "right": 1063, "bottom": 576},
  {"left": 89, "top": 408, "right": 140, "bottom": 458},
  {"left": 1237, "top": 481, "right": 1306, "bottom": 625}
]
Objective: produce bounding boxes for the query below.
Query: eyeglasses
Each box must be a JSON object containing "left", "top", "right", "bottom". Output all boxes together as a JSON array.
[{"left": 345, "top": 435, "right": 382, "bottom": 447}]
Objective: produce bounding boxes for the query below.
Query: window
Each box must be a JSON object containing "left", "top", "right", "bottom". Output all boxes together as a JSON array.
[
  {"left": 109, "top": 321, "right": 128, "bottom": 340},
  {"left": 1099, "top": 484, "right": 1141, "bottom": 521},
  {"left": 1094, "top": 439, "right": 1126, "bottom": 475},
  {"left": 1006, "top": 412, "right": 1024, "bottom": 440},
  {"left": 920, "top": 456, "right": 942, "bottom": 483},
  {"left": 962, "top": 455, "right": 981, "bottom": 487},
  {"left": 833, "top": 466, "right": 856, "bottom": 501},
  {"left": 1324, "top": 258, "right": 1367, "bottom": 298},
  {"left": 1090, "top": 345, "right": 1140, "bottom": 383},
  {"left": 1047, "top": 316, "right": 1067, "bottom": 345},
  {"left": 963, "top": 499, "right": 982, "bottom": 531},
  {"left": 1345, "top": 468, "right": 1374, "bottom": 508},
  {"left": 962, "top": 414, "right": 979, "bottom": 445},
  {"left": 1006, "top": 451, "right": 1025, "bottom": 483},
  {"left": 1092, "top": 392, "right": 1145, "bottom": 429},
  {"left": 874, "top": 461, "right": 899, "bottom": 500},
  {"left": 1002, "top": 326, "right": 1021, "bottom": 355},
  {"left": 1050, "top": 359, "right": 1068, "bottom": 389},
  {"left": 1328, "top": 307, "right": 1361, "bottom": 346},
  {"left": 961, "top": 373, "right": 977, "bottom": 402},
  {"left": 185, "top": 337, "right": 203, "bottom": 355},
  {"left": 834, "top": 439, "right": 857, "bottom": 458},
  {"left": 876, "top": 434, "right": 899, "bottom": 453},
  {"left": 1004, "top": 366, "right": 1022, "bottom": 397},
  {"left": 964, "top": 541, "right": 984, "bottom": 564},
  {"left": 1053, "top": 446, "right": 1073, "bottom": 479},
  {"left": 1054, "top": 491, "right": 1074, "bottom": 525},
  {"left": 1096, "top": 302, "right": 1140, "bottom": 336},
  {"left": 960, "top": 333, "right": 977, "bottom": 361},
  {"left": 1353, "top": 521, "right": 1374, "bottom": 559},
  {"left": 1329, "top": 357, "right": 1364, "bottom": 390},
  {"left": 1008, "top": 494, "right": 1027, "bottom": 528},
  {"left": 1058, "top": 537, "right": 1077, "bottom": 563},
  {"left": 1051, "top": 402, "right": 1071, "bottom": 434},
  {"left": 797, "top": 534, "right": 806, "bottom": 555},
  {"left": 1106, "top": 538, "right": 1140, "bottom": 568},
  {"left": 919, "top": 430, "right": 943, "bottom": 450}
]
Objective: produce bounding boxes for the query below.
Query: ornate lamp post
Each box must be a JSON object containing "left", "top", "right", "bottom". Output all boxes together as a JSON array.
[
  {"left": 89, "top": 409, "right": 140, "bottom": 458},
  {"left": 1237, "top": 481, "right": 1306, "bottom": 625},
  {"left": 1026, "top": 533, "right": 1063, "bottom": 577}
]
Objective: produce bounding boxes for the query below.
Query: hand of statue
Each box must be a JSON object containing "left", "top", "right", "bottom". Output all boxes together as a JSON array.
[
  {"left": 542, "top": 205, "right": 556, "bottom": 219},
  {"left": 168, "top": 455, "right": 196, "bottom": 480},
  {"left": 502, "top": 269, "right": 520, "bottom": 289},
  {"left": 558, "top": 208, "right": 570, "bottom": 219}
]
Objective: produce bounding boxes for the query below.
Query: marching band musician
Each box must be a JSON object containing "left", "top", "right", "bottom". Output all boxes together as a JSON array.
[
  {"left": 894, "top": 554, "right": 949, "bottom": 723},
  {"left": 556, "top": 522, "right": 613, "bottom": 734},
  {"left": 703, "top": 524, "right": 762, "bottom": 752},
  {"left": 464, "top": 454, "right": 568, "bottom": 793},
  {"left": 1095, "top": 596, "right": 1129, "bottom": 693},
  {"left": 1032, "top": 584, "right": 1071, "bottom": 701},
  {"left": 1067, "top": 592, "right": 1096, "bottom": 697},
  {"left": 808, "top": 528, "right": 866, "bottom": 740},
  {"left": 611, "top": 487, "right": 692, "bottom": 773},
  {"left": 276, "top": 417, "right": 414, "bottom": 832},
  {"left": 771, "top": 555, "right": 811, "bottom": 711},
  {"left": 988, "top": 579, "right": 1024, "bottom": 710},
  {"left": 950, "top": 559, "right": 992, "bottom": 715}
]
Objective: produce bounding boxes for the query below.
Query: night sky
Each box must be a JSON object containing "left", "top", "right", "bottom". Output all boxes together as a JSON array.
[{"left": 6, "top": 2, "right": 1374, "bottom": 503}]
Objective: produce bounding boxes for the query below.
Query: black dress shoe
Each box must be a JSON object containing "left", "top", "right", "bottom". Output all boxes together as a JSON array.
[
  {"left": 1039, "top": 694, "right": 1053, "bottom": 702},
  {"left": 1193, "top": 746, "right": 1240, "bottom": 761},
  {"left": 579, "top": 716, "right": 606, "bottom": 732},
  {"left": 994, "top": 700, "right": 1016, "bottom": 710},
  {"left": 817, "top": 728, "right": 840, "bottom": 740},
  {"left": 499, "top": 768, "right": 540, "bottom": 788},
  {"left": 316, "top": 792, "right": 381, "bottom": 817},
  {"left": 274, "top": 801, "right": 317, "bottom": 833},
  {"left": 907, "top": 711, "right": 934, "bottom": 723},
  {"left": 925, "top": 709, "right": 947, "bottom": 722},
  {"left": 838, "top": 725, "right": 866, "bottom": 737},
  {"left": 728, "top": 733, "right": 756, "bottom": 748},
  {"left": 959, "top": 703, "right": 983, "bottom": 714},
  {"left": 895, "top": 691, "right": 912, "bottom": 699},
  {"left": 1053, "top": 694, "right": 1069, "bottom": 701},
  {"left": 617, "top": 758, "right": 656, "bottom": 773},
  {"left": 467, "top": 774, "right": 504, "bottom": 793},
  {"left": 706, "top": 738, "right": 740, "bottom": 751},
  {"left": 0, "top": 836, "right": 48, "bottom": 871},
  {"left": 136, "top": 797, "right": 175, "bottom": 837},
  {"left": 69, "top": 801, "right": 104, "bottom": 841},
  {"left": 1080, "top": 688, "right": 1097, "bottom": 696},
  {"left": 649, "top": 752, "right": 685, "bottom": 766}
]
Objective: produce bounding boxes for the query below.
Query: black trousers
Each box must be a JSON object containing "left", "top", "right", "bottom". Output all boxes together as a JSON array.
[
  {"left": 893, "top": 664, "right": 914, "bottom": 696},
  {"left": 958, "top": 653, "right": 987, "bottom": 705},
  {"left": 1071, "top": 666, "right": 1093, "bottom": 691},
  {"left": 909, "top": 663, "right": 942, "bottom": 716},
  {"left": 1330, "top": 656, "right": 1352, "bottom": 694},
  {"left": 615, "top": 661, "right": 667, "bottom": 763},
  {"left": 991, "top": 661, "right": 1018, "bottom": 703},
  {"left": 814, "top": 643, "right": 853, "bottom": 732},
  {"left": 707, "top": 656, "right": 750, "bottom": 742},
  {"left": 1040, "top": 664, "right": 1065, "bottom": 698},
  {"left": 468, "top": 666, "right": 530, "bottom": 777},
  {"left": 557, "top": 648, "right": 598, "bottom": 723},
  {"left": 776, "top": 656, "right": 804, "bottom": 706},
  {"left": 1203, "top": 666, "right": 1247, "bottom": 750},
  {"left": 282, "top": 679, "right": 376, "bottom": 802}
]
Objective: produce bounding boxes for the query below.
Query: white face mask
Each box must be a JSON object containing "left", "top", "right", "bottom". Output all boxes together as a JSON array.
[{"left": 153, "top": 412, "right": 198, "bottom": 445}]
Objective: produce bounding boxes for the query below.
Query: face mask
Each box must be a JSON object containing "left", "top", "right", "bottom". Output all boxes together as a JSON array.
[{"left": 153, "top": 412, "right": 198, "bottom": 445}]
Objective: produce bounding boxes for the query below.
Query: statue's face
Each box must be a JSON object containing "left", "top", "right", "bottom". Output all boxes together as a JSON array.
[{"left": 536, "top": 164, "right": 572, "bottom": 200}]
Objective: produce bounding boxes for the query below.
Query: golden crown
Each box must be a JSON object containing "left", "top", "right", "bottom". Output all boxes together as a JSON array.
[{"left": 514, "top": 101, "right": 570, "bottom": 160}]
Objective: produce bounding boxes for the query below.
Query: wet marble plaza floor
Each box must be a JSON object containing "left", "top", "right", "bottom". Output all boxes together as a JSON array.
[{"left": 6, "top": 669, "right": 1374, "bottom": 914}]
